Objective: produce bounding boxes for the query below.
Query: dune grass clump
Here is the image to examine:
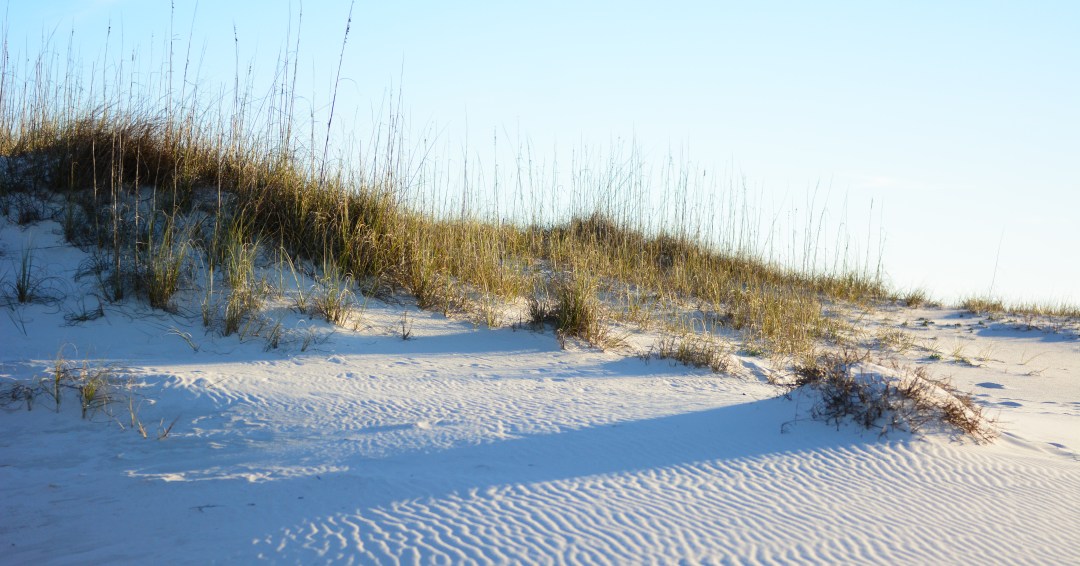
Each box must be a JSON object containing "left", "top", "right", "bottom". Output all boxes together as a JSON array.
[
  {"left": 653, "top": 332, "right": 734, "bottom": 374},
  {"left": 523, "top": 271, "right": 618, "bottom": 349},
  {"left": 960, "top": 296, "right": 1006, "bottom": 316},
  {"left": 525, "top": 279, "right": 562, "bottom": 330},
  {"left": 722, "top": 283, "right": 830, "bottom": 358},
  {"left": 551, "top": 272, "right": 616, "bottom": 348},
  {"left": 309, "top": 260, "right": 358, "bottom": 326},
  {"left": 899, "top": 288, "right": 929, "bottom": 308},
  {"left": 140, "top": 213, "right": 191, "bottom": 312},
  {"left": 9, "top": 246, "right": 43, "bottom": 304},
  {"left": 219, "top": 229, "right": 266, "bottom": 337},
  {"left": 0, "top": 241, "right": 64, "bottom": 309}
]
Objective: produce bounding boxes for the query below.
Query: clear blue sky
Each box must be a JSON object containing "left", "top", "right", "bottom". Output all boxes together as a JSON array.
[{"left": 7, "top": 1, "right": 1079, "bottom": 303}]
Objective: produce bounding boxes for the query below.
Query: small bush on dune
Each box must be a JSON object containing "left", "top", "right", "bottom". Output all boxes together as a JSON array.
[
  {"left": 792, "top": 348, "right": 996, "bottom": 442},
  {"left": 11, "top": 246, "right": 42, "bottom": 303}
]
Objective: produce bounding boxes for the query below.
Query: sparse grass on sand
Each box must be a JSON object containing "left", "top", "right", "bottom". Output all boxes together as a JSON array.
[
  {"left": 0, "top": 27, "right": 897, "bottom": 362},
  {"left": 4, "top": 30, "right": 1061, "bottom": 441},
  {"left": 960, "top": 295, "right": 1080, "bottom": 319}
]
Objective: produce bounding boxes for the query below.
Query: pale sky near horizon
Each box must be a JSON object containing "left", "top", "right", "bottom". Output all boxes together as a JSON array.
[{"left": 6, "top": 1, "right": 1079, "bottom": 304}]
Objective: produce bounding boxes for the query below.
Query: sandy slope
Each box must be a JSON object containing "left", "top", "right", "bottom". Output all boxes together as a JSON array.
[{"left": 1, "top": 217, "right": 1078, "bottom": 565}]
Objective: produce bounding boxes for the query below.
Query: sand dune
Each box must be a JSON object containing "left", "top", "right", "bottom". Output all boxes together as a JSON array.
[{"left": 2, "top": 216, "right": 1078, "bottom": 564}]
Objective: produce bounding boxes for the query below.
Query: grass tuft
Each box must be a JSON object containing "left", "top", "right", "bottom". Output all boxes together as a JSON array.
[
  {"left": 142, "top": 213, "right": 191, "bottom": 312},
  {"left": 552, "top": 273, "right": 614, "bottom": 348},
  {"left": 654, "top": 332, "right": 735, "bottom": 374},
  {"left": 309, "top": 261, "right": 357, "bottom": 326}
]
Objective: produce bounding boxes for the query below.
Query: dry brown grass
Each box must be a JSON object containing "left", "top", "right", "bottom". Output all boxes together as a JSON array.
[
  {"left": 0, "top": 31, "right": 904, "bottom": 362},
  {"left": 652, "top": 332, "right": 735, "bottom": 374},
  {"left": 0, "top": 26, "right": 1029, "bottom": 445},
  {"left": 961, "top": 295, "right": 1080, "bottom": 319},
  {"left": 792, "top": 347, "right": 996, "bottom": 442}
]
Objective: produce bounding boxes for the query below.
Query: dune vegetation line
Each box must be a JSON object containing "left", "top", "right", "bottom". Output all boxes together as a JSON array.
[{"left": 5, "top": 24, "right": 1062, "bottom": 441}]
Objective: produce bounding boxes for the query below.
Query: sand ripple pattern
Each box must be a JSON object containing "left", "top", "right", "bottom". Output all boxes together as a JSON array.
[
  {"left": 261, "top": 439, "right": 1079, "bottom": 565},
  {"left": 5, "top": 315, "right": 1078, "bottom": 564},
  {"left": 144, "top": 333, "right": 1080, "bottom": 565}
]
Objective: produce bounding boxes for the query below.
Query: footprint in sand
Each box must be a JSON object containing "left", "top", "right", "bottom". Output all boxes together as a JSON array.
[{"left": 976, "top": 382, "right": 1005, "bottom": 389}]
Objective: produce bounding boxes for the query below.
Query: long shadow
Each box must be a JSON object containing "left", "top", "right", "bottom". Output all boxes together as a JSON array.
[
  {"left": 8, "top": 295, "right": 912, "bottom": 560},
  {"left": 969, "top": 323, "right": 1079, "bottom": 343},
  {"left": 10, "top": 302, "right": 565, "bottom": 370},
  {"left": 124, "top": 390, "right": 894, "bottom": 523},
  {"left": 363, "top": 394, "right": 882, "bottom": 490},
  {"left": 46, "top": 379, "right": 914, "bottom": 563},
  {"left": 935, "top": 311, "right": 1079, "bottom": 343}
]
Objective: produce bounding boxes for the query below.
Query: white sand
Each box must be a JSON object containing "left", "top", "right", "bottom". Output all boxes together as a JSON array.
[{"left": 2, "top": 216, "right": 1077, "bottom": 564}]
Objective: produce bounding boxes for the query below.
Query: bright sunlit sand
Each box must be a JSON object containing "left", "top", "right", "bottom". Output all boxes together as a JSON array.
[
  {"left": 2, "top": 2, "right": 1078, "bottom": 564},
  {"left": 2, "top": 213, "right": 1078, "bottom": 563}
]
